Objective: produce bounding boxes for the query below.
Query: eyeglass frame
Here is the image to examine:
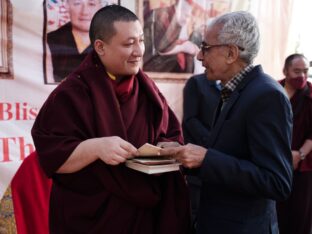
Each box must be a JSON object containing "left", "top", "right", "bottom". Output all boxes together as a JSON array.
[{"left": 200, "top": 42, "right": 245, "bottom": 55}]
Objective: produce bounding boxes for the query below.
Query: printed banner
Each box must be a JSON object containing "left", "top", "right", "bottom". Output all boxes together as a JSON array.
[
  {"left": 0, "top": 0, "right": 310, "bottom": 202},
  {"left": 0, "top": 0, "right": 119, "bottom": 200}
]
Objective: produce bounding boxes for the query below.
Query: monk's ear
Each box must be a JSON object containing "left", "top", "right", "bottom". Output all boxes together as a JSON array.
[
  {"left": 94, "top": 39, "right": 105, "bottom": 55},
  {"left": 283, "top": 67, "right": 287, "bottom": 76}
]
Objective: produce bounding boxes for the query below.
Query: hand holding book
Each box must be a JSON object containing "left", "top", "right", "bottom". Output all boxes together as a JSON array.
[
  {"left": 137, "top": 143, "right": 162, "bottom": 156},
  {"left": 125, "top": 142, "right": 182, "bottom": 174},
  {"left": 156, "top": 141, "right": 181, "bottom": 148},
  {"left": 159, "top": 143, "right": 207, "bottom": 169},
  {"left": 137, "top": 142, "right": 181, "bottom": 156}
]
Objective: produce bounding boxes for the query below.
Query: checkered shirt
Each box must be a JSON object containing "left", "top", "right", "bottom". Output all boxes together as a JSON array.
[{"left": 220, "top": 64, "right": 254, "bottom": 103}]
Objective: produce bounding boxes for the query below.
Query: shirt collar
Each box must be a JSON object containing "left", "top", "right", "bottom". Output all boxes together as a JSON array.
[{"left": 220, "top": 64, "right": 254, "bottom": 102}]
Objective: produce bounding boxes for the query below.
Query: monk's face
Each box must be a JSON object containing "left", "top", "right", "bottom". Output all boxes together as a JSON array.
[
  {"left": 284, "top": 56, "right": 309, "bottom": 90},
  {"left": 98, "top": 20, "right": 145, "bottom": 76}
]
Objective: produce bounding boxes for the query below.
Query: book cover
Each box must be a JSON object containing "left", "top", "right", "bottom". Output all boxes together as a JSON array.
[
  {"left": 125, "top": 160, "right": 181, "bottom": 174},
  {"left": 132, "top": 157, "right": 176, "bottom": 165}
]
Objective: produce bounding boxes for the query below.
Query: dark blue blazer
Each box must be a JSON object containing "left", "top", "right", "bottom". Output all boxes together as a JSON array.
[
  {"left": 182, "top": 74, "right": 220, "bottom": 225},
  {"left": 196, "top": 65, "right": 293, "bottom": 234},
  {"left": 183, "top": 74, "right": 220, "bottom": 147}
]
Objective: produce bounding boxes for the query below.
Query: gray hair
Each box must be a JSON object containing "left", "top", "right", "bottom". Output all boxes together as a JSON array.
[{"left": 212, "top": 11, "right": 260, "bottom": 64}]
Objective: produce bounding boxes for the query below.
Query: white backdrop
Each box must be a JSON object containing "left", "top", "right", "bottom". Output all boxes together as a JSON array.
[{"left": 0, "top": 0, "right": 53, "bottom": 199}]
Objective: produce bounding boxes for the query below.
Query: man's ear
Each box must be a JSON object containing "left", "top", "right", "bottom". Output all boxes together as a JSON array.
[
  {"left": 226, "top": 45, "right": 239, "bottom": 64},
  {"left": 94, "top": 39, "right": 105, "bottom": 55}
]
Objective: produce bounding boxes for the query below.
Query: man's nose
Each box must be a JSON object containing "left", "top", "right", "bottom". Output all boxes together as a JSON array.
[{"left": 197, "top": 50, "right": 203, "bottom": 61}]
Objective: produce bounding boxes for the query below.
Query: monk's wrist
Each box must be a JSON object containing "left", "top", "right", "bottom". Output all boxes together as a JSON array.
[{"left": 298, "top": 149, "right": 306, "bottom": 161}]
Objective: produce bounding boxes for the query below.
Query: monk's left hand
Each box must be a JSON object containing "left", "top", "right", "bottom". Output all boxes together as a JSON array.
[
  {"left": 159, "top": 143, "right": 207, "bottom": 168},
  {"left": 292, "top": 150, "right": 301, "bottom": 170}
]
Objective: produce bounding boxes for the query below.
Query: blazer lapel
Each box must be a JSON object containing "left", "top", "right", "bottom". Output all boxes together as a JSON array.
[
  {"left": 207, "top": 65, "right": 262, "bottom": 147},
  {"left": 208, "top": 91, "right": 240, "bottom": 147},
  {"left": 211, "top": 99, "right": 222, "bottom": 127}
]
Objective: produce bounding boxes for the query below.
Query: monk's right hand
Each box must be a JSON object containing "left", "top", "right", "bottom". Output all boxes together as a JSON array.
[{"left": 95, "top": 136, "right": 138, "bottom": 165}]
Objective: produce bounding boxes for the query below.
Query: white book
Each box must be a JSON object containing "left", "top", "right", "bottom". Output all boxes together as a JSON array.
[
  {"left": 132, "top": 157, "right": 176, "bottom": 165},
  {"left": 125, "top": 160, "right": 181, "bottom": 174}
]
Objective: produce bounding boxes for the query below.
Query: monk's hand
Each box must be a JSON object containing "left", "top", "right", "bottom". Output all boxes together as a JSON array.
[
  {"left": 96, "top": 136, "right": 138, "bottom": 165},
  {"left": 156, "top": 141, "right": 181, "bottom": 148},
  {"left": 292, "top": 150, "right": 301, "bottom": 170},
  {"left": 160, "top": 143, "right": 207, "bottom": 168}
]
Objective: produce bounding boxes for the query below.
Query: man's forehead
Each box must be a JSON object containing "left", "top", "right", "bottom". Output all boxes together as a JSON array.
[{"left": 204, "top": 25, "right": 219, "bottom": 42}]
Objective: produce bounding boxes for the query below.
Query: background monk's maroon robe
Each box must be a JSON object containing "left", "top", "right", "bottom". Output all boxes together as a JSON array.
[
  {"left": 277, "top": 80, "right": 312, "bottom": 234},
  {"left": 32, "top": 51, "right": 190, "bottom": 234}
]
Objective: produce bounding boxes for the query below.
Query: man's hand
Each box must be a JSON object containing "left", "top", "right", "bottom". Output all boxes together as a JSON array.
[
  {"left": 94, "top": 136, "right": 138, "bottom": 165},
  {"left": 157, "top": 141, "right": 181, "bottom": 148},
  {"left": 159, "top": 143, "right": 207, "bottom": 168}
]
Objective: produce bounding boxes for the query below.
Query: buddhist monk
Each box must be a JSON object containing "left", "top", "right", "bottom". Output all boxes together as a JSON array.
[{"left": 32, "top": 5, "right": 190, "bottom": 234}]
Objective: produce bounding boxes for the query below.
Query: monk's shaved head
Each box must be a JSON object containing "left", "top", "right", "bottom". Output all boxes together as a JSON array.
[{"left": 89, "top": 5, "right": 139, "bottom": 47}]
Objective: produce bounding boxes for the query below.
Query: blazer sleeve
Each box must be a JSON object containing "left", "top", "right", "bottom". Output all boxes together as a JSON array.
[
  {"left": 199, "top": 89, "right": 293, "bottom": 201},
  {"left": 183, "top": 77, "right": 211, "bottom": 145}
]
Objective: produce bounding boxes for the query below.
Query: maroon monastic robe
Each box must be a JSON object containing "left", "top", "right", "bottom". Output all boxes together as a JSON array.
[
  {"left": 280, "top": 79, "right": 312, "bottom": 171},
  {"left": 277, "top": 79, "right": 312, "bottom": 234},
  {"left": 32, "top": 51, "right": 191, "bottom": 234},
  {"left": 290, "top": 82, "right": 312, "bottom": 171}
]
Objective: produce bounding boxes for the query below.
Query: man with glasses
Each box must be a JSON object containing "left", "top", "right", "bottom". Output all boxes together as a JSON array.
[{"left": 161, "top": 11, "right": 293, "bottom": 234}]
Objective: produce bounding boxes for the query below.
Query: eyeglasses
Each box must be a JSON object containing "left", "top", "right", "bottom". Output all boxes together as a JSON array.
[{"left": 200, "top": 42, "right": 245, "bottom": 55}]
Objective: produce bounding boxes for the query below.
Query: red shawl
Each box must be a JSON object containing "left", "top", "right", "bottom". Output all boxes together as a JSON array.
[
  {"left": 32, "top": 51, "right": 190, "bottom": 234},
  {"left": 11, "top": 151, "right": 51, "bottom": 234}
]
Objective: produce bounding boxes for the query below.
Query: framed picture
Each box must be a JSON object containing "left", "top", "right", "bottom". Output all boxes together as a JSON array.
[
  {"left": 0, "top": 0, "right": 13, "bottom": 80},
  {"left": 43, "top": 0, "right": 120, "bottom": 84},
  {"left": 142, "top": 0, "right": 232, "bottom": 80}
]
